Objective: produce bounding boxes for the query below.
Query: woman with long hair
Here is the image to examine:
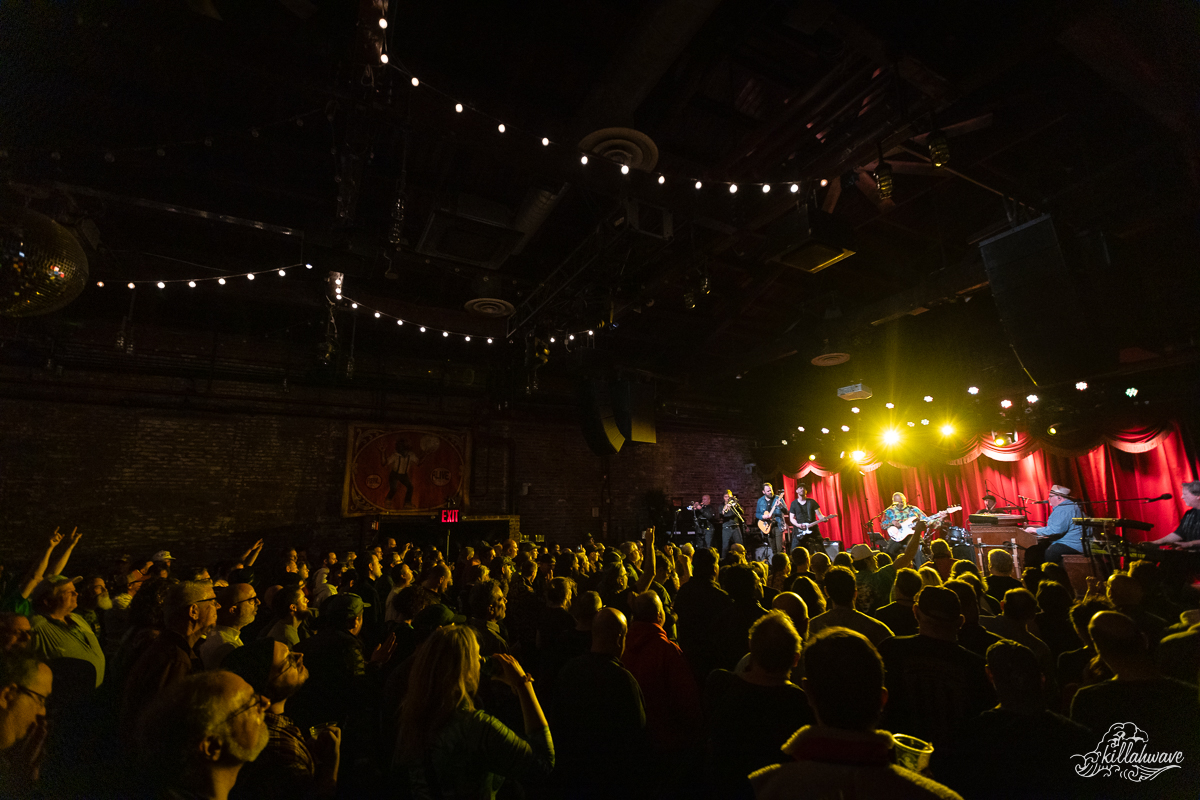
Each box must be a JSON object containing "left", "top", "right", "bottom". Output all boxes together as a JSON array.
[{"left": 393, "top": 625, "right": 553, "bottom": 799}]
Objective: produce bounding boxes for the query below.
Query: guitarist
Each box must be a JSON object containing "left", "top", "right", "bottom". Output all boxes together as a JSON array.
[
  {"left": 755, "top": 483, "right": 788, "bottom": 562},
  {"left": 789, "top": 484, "right": 831, "bottom": 553},
  {"left": 881, "top": 492, "right": 931, "bottom": 563}
]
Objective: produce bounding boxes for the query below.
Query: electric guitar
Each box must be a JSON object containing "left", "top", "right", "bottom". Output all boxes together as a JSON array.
[
  {"left": 886, "top": 506, "right": 961, "bottom": 542},
  {"left": 792, "top": 513, "right": 838, "bottom": 530},
  {"left": 757, "top": 494, "right": 788, "bottom": 535}
]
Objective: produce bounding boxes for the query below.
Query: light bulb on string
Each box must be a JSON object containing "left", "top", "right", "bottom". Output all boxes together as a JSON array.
[
  {"left": 157, "top": 282, "right": 165, "bottom": 289},
  {"left": 442, "top": 331, "right": 449, "bottom": 337},
  {"left": 820, "top": 428, "right": 830, "bottom": 434},
  {"left": 306, "top": 263, "right": 313, "bottom": 269},
  {"left": 96, "top": 281, "right": 104, "bottom": 288},
  {"left": 695, "top": 181, "right": 702, "bottom": 190},
  {"left": 378, "top": 18, "right": 387, "bottom": 28},
  {"left": 1026, "top": 394, "right": 1039, "bottom": 403},
  {"left": 351, "top": 303, "right": 358, "bottom": 309},
  {"left": 465, "top": 336, "right": 471, "bottom": 341},
  {"left": 968, "top": 386, "right": 979, "bottom": 395},
  {"left": 790, "top": 183, "right": 799, "bottom": 193},
  {"left": 497, "top": 123, "right": 505, "bottom": 133},
  {"left": 658, "top": 175, "right": 665, "bottom": 184},
  {"left": 396, "top": 319, "right": 402, "bottom": 325},
  {"left": 797, "top": 426, "right": 805, "bottom": 432},
  {"left": 455, "top": 103, "right": 463, "bottom": 113},
  {"left": 549, "top": 337, "right": 555, "bottom": 343},
  {"left": 420, "top": 327, "right": 426, "bottom": 332},
  {"left": 1075, "top": 382, "right": 1088, "bottom": 391},
  {"left": 820, "top": 179, "right": 829, "bottom": 187},
  {"left": 127, "top": 282, "right": 135, "bottom": 289},
  {"left": 374, "top": 312, "right": 380, "bottom": 318},
  {"left": 188, "top": 281, "right": 196, "bottom": 288},
  {"left": 587, "top": 330, "right": 594, "bottom": 336},
  {"left": 1000, "top": 399, "right": 1013, "bottom": 408},
  {"left": 278, "top": 269, "right": 286, "bottom": 276},
  {"left": 411, "top": 77, "right": 419, "bottom": 87},
  {"left": 841, "top": 425, "right": 850, "bottom": 432},
  {"left": 620, "top": 165, "right": 629, "bottom": 175},
  {"left": 247, "top": 274, "right": 255, "bottom": 280},
  {"left": 487, "top": 338, "right": 493, "bottom": 344},
  {"left": 380, "top": 53, "right": 388, "bottom": 64},
  {"left": 541, "top": 137, "right": 550, "bottom": 146},
  {"left": 761, "top": 184, "right": 770, "bottom": 193},
  {"left": 569, "top": 334, "right": 575, "bottom": 340},
  {"left": 729, "top": 184, "right": 738, "bottom": 194},
  {"left": 218, "top": 278, "right": 226, "bottom": 285},
  {"left": 580, "top": 155, "right": 588, "bottom": 165}
]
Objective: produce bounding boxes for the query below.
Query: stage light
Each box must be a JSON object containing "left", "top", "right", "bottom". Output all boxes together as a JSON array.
[
  {"left": 968, "top": 386, "right": 979, "bottom": 395},
  {"left": 923, "top": 395, "right": 933, "bottom": 402},
  {"left": 1026, "top": 394, "right": 1039, "bottom": 403},
  {"left": 820, "top": 427, "right": 830, "bottom": 434},
  {"left": 921, "top": 419, "right": 930, "bottom": 426},
  {"left": 781, "top": 439, "right": 788, "bottom": 445},
  {"left": 883, "top": 430, "right": 900, "bottom": 445},
  {"left": 850, "top": 407, "right": 860, "bottom": 414},
  {"left": 885, "top": 402, "right": 895, "bottom": 409},
  {"left": 940, "top": 423, "right": 954, "bottom": 436},
  {"left": 851, "top": 450, "right": 865, "bottom": 462},
  {"left": 907, "top": 421, "right": 916, "bottom": 427},
  {"left": 1048, "top": 426, "right": 1058, "bottom": 435},
  {"left": 1000, "top": 399, "right": 1013, "bottom": 408},
  {"left": 995, "top": 436, "right": 1007, "bottom": 445},
  {"left": 808, "top": 454, "right": 816, "bottom": 461},
  {"left": 1075, "top": 382, "right": 1088, "bottom": 391},
  {"left": 841, "top": 425, "right": 850, "bottom": 432},
  {"left": 820, "top": 179, "right": 829, "bottom": 187},
  {"left": 1126, "top": 387, "right": 1138, "bottom": 397},
  {"left": 797, "top": 426, "right": 805, "bottom": 432}
]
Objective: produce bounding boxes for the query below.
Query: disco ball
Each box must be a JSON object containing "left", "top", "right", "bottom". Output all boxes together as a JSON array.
[{"left": 0, "top": 205, "right": 89, "bottom": 317}]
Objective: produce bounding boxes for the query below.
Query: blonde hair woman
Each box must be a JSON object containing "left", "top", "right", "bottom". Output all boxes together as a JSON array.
[{"left": 393, "top": 625, "right": 553, "bottom": 798}]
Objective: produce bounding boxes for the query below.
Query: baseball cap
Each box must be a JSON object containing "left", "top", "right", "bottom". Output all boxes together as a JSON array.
[
  {"left": 916, "top": 586, "right": 962, "bottom": 622},
  {"left": 321, "top": 592, "right": 370, "bottom": 624},
  {"left": 414, "top": 603, "right": 466, "bottom": 631},
  {"left": 151, "top": 550, "right": 174, "bottom": 562},
  {"left": 849, "top": 544, "right": 874, "bottom": 562},
  {"left": 30, "top": 574, "right": 82, "bottom": 602}
]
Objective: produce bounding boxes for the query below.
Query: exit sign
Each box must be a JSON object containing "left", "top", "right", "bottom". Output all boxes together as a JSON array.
[{"left": 441, "top": 509, "right": 459, "bottom": 523}]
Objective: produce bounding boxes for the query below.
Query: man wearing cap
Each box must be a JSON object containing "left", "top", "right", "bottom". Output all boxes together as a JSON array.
[
  {"left": 198, "top": 583, "right": 260, "bottom": 670},
  {"left": 850, "top": 527, "right": 922, "bottom": 615},
  {"left": 28, "top": 575, "right": 106, "bottom": 688},
  {"left": 876, "top": 586, "right": 994, "bottom": 748},
  {"left": 1023, "top": 484, "right": 1085, "bottom": 567},
  {"left": 150, "top": 550, "right": 174, "bottom": 572},
  {"left": 225, "top": 639, "right": 342, "bottom": 800}
]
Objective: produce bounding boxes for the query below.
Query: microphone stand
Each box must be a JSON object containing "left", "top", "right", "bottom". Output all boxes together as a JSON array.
[{"left": 865, "top": 509, "right": 885, "bottom": 550}]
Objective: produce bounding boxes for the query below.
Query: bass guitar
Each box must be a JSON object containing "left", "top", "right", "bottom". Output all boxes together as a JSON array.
[
  {"left": 793, "top": 513, "right": 838, "bottom": 531},
  {"left": 886, "top": 506, "right": 961, "bottom": 542}
]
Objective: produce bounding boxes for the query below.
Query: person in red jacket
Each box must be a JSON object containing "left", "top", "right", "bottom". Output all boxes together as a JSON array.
[{"left": 621, "top": 590, "right": 701, "bottom": 757}]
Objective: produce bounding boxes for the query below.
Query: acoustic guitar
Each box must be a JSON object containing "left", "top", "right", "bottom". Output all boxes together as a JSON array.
[
  {"left": 757, "top": 494, "right": 788, "bottom": 535},
  {"left": 886, "top": 506, "right": 962, "bottom": 542}
]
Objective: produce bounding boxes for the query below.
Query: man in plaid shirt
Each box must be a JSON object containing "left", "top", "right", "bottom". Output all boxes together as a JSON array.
[{"left": 224, "top": 638, "right": 342, "bottom": 799}]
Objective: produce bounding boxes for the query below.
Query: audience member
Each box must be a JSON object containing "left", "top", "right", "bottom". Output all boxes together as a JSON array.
[
  {"left": 225, "top": 639, "right": 341, "bottom": 800},
  {"left": 877, "top": 586, "right": 994, "bottom": 748},
  {"left": 673, "top": 548, "right": 732, "bottom": 681},
  {"left": 1105, "top": 572, "right": 1168, "bottom": 644},
  {"left": 808, "top": 551, "right": 830, "bottom": 584},
  {"left": 711, "top": 565, "right": 770, "bottom": 670},
  {"left": 851, "top": 530, "right": 921, "bottom": 613},
  {"left": 0, "top": 613, "right": 33, "bottom": 653},
  {"left": 0, "top": 652, "right": 52, "bottom": 794},
  {"left": 771, "top": 592, "right": 809, "bottom": 640},
  {"left": 199, "top": 583, "right": 259, "bottom": 670},
  {"left": 943, "top": 580, "right": 1001, "bottom": 658},
  {"left": 705, "top": 611, "right": 814, "bottom": 798},
  {"left": 984, "top": 549, "right": 1022, "bottom": 604},
  {"left": 382, "top": 563, "right": 414, "bottom": 623},
  {"left": 789, "top": 575, "right": 825, "bottom": 619},
  {"left": 749, "top": 628, "right": 960, "bottom": 799},
  {"left": 136, "top": 670, "right": 269, "bottom": 800},
  {"left": 264, "top": 586, "right": 310, "bottom": 649},
  {"left": 871, "top": 567, "right": 921, "bottom": 637},
  {"left": 981, "top": 588, "right": 1053, "bottom": 678},
  {"left": 74, "top": 575, "right": 112, "bottom": 646},
  {"left": 807, "top": 566, "right": 893, "bottom": 646},
  {"left": 28, "top": 575, "right": 106, "bottom": 688},
  {"left": 622, "top": 591, "right": 701, "bottom": 755},
  {"left": 933, "top": 641, "right": 1091, "bottom": 799},
  {"left": 393, "top": 626, "right": 553, "bottom": 798},
  {"left": 1032, "top": 580, "right": 1083, "bottom": 660},
  {"left": 467, "top": 579, "right": 510, "bottom": 657}
]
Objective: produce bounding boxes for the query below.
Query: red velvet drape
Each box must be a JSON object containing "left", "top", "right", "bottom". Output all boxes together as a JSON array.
[{"left": 782, "top": 423, "right": 1197, "bottom": 548}]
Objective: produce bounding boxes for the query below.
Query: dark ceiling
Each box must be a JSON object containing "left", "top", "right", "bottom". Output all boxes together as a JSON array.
[{"left": 2, "top": 0, "right": 1198, "bottom": 448}]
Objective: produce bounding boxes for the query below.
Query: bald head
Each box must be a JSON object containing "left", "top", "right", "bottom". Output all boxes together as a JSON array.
[
  {"left": 591, "top": 607, "right": 628, "bottom": 658},
  {"left": 771, "top": 592, "right": 809, "bottom": 640},
  {"left": 1089, "top": 611, "right": 1146, "bottom": 660},
  {"left": 630, "top": 591, "right": 664, "bottom": 625},
  {"left": 1106, "top": 573, "right": 1143, "bottom": 608}
]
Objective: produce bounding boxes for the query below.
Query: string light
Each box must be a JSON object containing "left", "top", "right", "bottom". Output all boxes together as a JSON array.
[
  {"left": 840, "top": 425, "right": 850, "bottom": 432},
  {"left": 96, "top": 281, "right": 104, "bottom": 287},
  {"left": 1126, "top": 387, "right": 1138, "bottom": 397},
  {"left": 351, "top": 303, "right": 358, "bottom": 308},
  {"left": 923, "top": 395, "right": 933, "bottom": 402},
  {"left": 920, "top": 419, "right": 930, "bottom": 426},
  {"left": 127, "top": 282, "right": 135, "bottom": 289},
  {"left": 907, "top": 421, "right": 916, "bottom": 427},
  {"left": 420, "top": 327, "right": 426, "bottom": 332},
  {"left": 465, "top": 336, "right": 470, "bottom": 341},
  {"left": 374, "top": 312, "right": 381, "bottom": 318},
  {"left": 455, "top": 103, "right": 463, "bottom": 113},
  {"left": 1075, "top": 382, "right": 1088, "bottom": 391},
  {"left": 658, "top": 175, "right": 665, "bottom": 184},
  {"left": 380, "top": 54, "right": 389, "bottom": 64},
  {"left": 820, "top": 427, "right": 830, "bottom": 434},
  {"left": 278, "top": 269, "right": 286, "bottom": 276},
  {"left": 729, "top": 184, "right": 738, "bottom": 194},
  {"left": 247, "top": 274, "right": 255, "bottom": 280},
  {"left": 569, "top": 334, "right": 575, "bottom": 340},
  {"left": 442, "top": 331, "right": 449, "bottom": 337},
  {"left": 1026, "top": 394, "right": 1038, "bottom": 403},
  {"left": 968, "top": 386, "right": 979, "bottom": 395},
  {"left": 378, "top": 18, "right": 387, "bottom": 28},
  {"left": 790, "top": 183, "right": 799, "bottom": 193},
  {"left": 157, "top": 282, "right": 165, "bottom": 288},
  {"left": 850, "top": 449, "right": 865, "bottom": 461},
  {"left": 695, "top": 181, "right": 702, "bottom": 189},
  {"left": 218, "top": 278, "right": 226, "bottom": 285},
  {"left": 620, "top": 165, "right": 629, "bottom": 175},
  {"left": 850, "top": 407, "right": 860, "bottom": 413},
  {"left": 541, "top": 137, "right": 550, "bottom": 146},
  {"left": 587, "top": 330, "right": 594, "bottom": 336},
  {"left": 306, "top": 264, "right": 312, "bottom": 269},
  {"left": 885, "top": 402, "right": 895, "bottom": 409},
  {"left": 188, "top": 281, "right": 196, "bottom": 288},
  {"left": 797, "top": 426, "right": 805, "bottom": 432},
  {"left": 1000, "top": 399, "right": 1012, "bottom": 408},
  {"left": 761, "top": 184, "right": 770, "bottom": 193},
  {"left": 410, "top": 77, "right": 419, "bottom": 87},
  {"left": 549, "top": 337, "right": 555, "bottom": 343},
  {"left": 580, "top": 155, "right": 588, "bottom": 165},
  {"left": 488, "top": 338, "right": 493, "bottom": 344},
  {"left": 497, "top": 123, "right": 505, "bottom": 133}
]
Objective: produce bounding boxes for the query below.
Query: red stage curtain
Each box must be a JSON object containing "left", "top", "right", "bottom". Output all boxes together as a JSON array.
[{"left": 785, "top": 423, "right": 1197, "bottom": 548}]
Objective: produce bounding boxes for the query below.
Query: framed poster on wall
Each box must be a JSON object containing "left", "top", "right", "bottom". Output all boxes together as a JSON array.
[{"left": 342, "top": 425, "right": 470, "bottom": 516}]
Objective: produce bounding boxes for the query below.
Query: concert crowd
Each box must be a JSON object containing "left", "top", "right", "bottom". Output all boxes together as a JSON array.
[{"left": 1, "top": 484, "right": 1199, "bottom": 800}]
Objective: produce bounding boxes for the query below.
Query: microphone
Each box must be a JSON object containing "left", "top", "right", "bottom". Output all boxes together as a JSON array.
[
  {"left": 1146, "top": 493, "right": 1173, "bottom": 503},
  {"left": 1031, "top": 500, "right": 1050, "bottom": 505}
]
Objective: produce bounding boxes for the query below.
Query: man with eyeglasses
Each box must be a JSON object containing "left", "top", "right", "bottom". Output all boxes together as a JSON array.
[
  {"left": 119, "top": 579, "right": 220, "bottom": 737},
  {"left": 199, "top": 584, "right": 260, "bottom": 670},
  {"left": 28, "top": 574, "right": 106, "bottom": 687},
  {"left": 0, "top": 651, "right": 52, "bottom": 793},
  {"left": 224, "top": 639, "right": 342, "bottom": 799},
  {"left": 0, "top": 614, "right": 33, "bottom": 654},
  {"left": 136, "top": 670, "right": 268, "bottom": 800}
]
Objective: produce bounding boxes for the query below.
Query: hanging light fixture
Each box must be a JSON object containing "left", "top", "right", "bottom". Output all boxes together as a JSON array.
[
  {"left": 873, "top": 142, "right": 894, "bottom": 200},
  {"left": 927, "top": 130, "right": 950, "bottom": 169}
]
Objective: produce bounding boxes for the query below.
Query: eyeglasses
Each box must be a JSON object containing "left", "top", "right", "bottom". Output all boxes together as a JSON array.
[
  {"left": 16, "top": 685, "right": 48, "bottom": 709},
  {"left": 225, "top": 693, "right": 269, "bottom": 722},
  {"left": 231, "top": 595, "right": 260, "bottom": 606},
  {"left": 196, "top": 596, "right": 221, "bottom": 608}
]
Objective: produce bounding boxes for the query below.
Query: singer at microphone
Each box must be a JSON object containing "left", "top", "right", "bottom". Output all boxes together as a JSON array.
[
  {"left": 1146, "top": 481, "right": 1200, "bottom": 549},
  {"left": 1022, "top": 484, "right": 1085, "bottom": 567}
]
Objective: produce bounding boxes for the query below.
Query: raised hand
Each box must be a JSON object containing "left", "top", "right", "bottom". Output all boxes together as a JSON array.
[
  {"left": 492, "top": 653, "right": 532, "bottom": 689},
  {"left": 66, "top": 527, "right": 82, "bottom": 546},
  {"left": 369, "top": 632, "right": 397, "bottom": 665},
  {"left": 48, "top": 528, "right": 63, "bottom": 548}
]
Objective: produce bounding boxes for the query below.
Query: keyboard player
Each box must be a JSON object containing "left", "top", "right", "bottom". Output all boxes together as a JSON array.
[
  {"left": 1023, "top": 484, "right": 1085, "bottom": 567},
  {"left": 1146, "top": 481, "right": 1200, "bottom": 549},
  {"left": 976, "top": 494, "right": 998, "bottom": 514}
]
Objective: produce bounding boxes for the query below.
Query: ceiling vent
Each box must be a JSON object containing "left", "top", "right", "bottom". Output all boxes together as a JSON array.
[
  {"left": 416, "top": 194, "right": 524, "bottom": 270},
  {"left": 464, "top": 297, "right": 515, "bottom": 318},
  {"left": 763, "top": 204, "right": 855, "bottom": 274},
  {"left": 578, "top": 127, "right": 659, "bottom": 170}
]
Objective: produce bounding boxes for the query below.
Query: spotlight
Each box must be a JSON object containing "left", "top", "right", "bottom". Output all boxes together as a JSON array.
[
  {"left": 850, "top": 407, "right": 860, "bottom": 414},
  {"left": 907, "top": 421, "right": 916, "bottom": 427},
  {"left": 874, "top": 160, "right": 894, "bottom": 200},
  {"left": 1026, "top": 394, "right": 1039, "bottom": 403},
  {"left": 968, "top": 386, "right": 979, "bottom": 395},
  {"left": 1048, "top": 426, "right": 1058, "bottom": 435},
  {"left": 927, "top": 130, "right": 950, "bottom": 169},
  {"left": 850, "top": 450, "right": 865, "bottom": 462},
  {"left": 841, "top": 425, "right": 850, "bottom": 432},
  {"left": 820, "top": 427, "right": 830, "bottom": 434},
  {"left": 920, "top": 419, "right": 930, "bottom": 426},
  {"left": 1125, "top": 387, "right": 1138, "bottom": 398},
  {"left": 1075, "top": 382, "right": 1088, "bottom": 391},
  {"left": 939, "top": 423, "right": 954, "bottom": 436},
  {"left": 781, "top": 439, "right": 788, "bottom": 445},
  {"left": 995, "top": 436, "right": 1008, "bottom": 446},
  {"left": 885, "top": 402, "right": 895, "bottom": 409},
  {"left": 808, "top": 454, "right": 816, "bottom": 461},
  {"left": 820, "top": 179, "right": 829, "bottom": 187},
  {"left": 923, "top": 396, "right": 933, "bottom": 402},
  {"left": 883, "top": 430, "right": 900, "bottom": 445},
  {"left": 1000, "top": 399, "right": 1013, "bottom": 408},
  {"left": 840, "top": 451, "right": 846, "bottom": 459},
  {"left": 797, "top": 426, "right": 805, "bottom": 432}
]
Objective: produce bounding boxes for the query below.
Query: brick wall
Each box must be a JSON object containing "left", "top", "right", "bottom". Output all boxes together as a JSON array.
[{"left": 0, "top": 370, "right": 755, "bottom": 573}]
